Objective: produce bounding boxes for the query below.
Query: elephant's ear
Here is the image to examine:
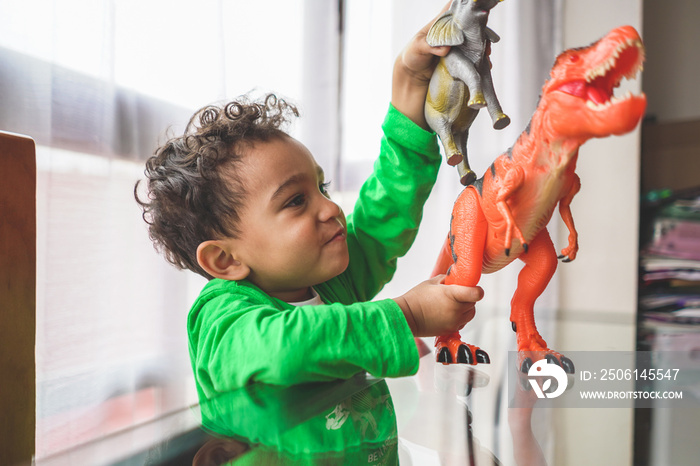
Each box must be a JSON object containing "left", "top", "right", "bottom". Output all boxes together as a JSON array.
[{"left": 426, "top": 13, "right": 464, "bottom": 47}]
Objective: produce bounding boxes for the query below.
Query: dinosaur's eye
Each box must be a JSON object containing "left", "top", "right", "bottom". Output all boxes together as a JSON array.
[{"left": 569, "top": 55, "right": 580, "bottom": 63}]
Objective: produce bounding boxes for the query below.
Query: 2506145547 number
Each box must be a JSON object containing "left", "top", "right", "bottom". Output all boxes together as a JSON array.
[{"left": 600, "top": 368, "right": 680, "bottom": 381}]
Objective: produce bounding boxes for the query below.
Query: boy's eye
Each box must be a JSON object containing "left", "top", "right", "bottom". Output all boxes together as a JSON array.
[
  {"left": 319, "top": 181, "right": 331, "bottom": 196},
  {"left": 286, "top": 194, "right": 306, "bottom": 208}
]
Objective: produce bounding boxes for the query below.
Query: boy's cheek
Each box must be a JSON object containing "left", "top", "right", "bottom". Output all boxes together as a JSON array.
[
  {"left": 333, "top": 241, "right": 350, "bottom": 272},
  {"left": 338, "top": 250, "right": 351, "bottom": 275}
]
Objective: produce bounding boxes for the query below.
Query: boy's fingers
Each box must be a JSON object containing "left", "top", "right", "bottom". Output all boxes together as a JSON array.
[
  {"left": 462, "top": 306, "right": 476, "bottom": 323},
  {"left": 446, "top": 285, "right": 484, "bottom": 303},
  {"left": 427, "top": 44, "right": 451, "bottom": 57},
  {"left": 412, "top": 33, "right": 449, "bottom": 59},
  {"left": 430, "top": 274, "right": 447, "bottom": 285}
]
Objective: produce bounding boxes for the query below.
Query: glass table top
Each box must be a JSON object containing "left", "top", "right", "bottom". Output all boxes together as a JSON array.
[{"left": 34, "top": 312, "right": 700, "bottom": 466}]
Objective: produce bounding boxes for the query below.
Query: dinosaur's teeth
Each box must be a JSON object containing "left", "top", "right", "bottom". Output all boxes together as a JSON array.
[
  {"left": 585, "top": 94, "right": 631, "bottom": 110},
  {"left": 626, "top": 59, "right": 644, "bottom": 79},
  {"left": 584, "top": 38, "right": 645, "bottom": 84},
  {"left": 608, "top": 90, "right": 635, "bottom": 106},
  {"left": 587, "top": 63, "right": 608, "bottom": 82},
  {"left": 606, "top": 59, "right": 614, "bottom": 72},
  {"left": 587, "top": 55, "right": 617, "bottom": 82},
  {"left": 586, "top": 100, "right": 606, "bottom": 111}
]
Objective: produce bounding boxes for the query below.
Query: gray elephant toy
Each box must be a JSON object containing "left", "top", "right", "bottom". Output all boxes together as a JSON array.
[{"left": 425, "top": 0, "right": 510, "bottom": 185}]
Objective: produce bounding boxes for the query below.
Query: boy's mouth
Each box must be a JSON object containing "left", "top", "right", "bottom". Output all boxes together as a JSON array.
[{"left": 326, "top": 227, "right": 346, "bottom": 244}]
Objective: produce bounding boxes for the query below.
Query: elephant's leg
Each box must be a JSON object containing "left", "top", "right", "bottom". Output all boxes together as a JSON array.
[
  {"left": 453, "top": 109, "right": 478, "bottom": 185},
  {"left": 436, "top": 187, "right": 490, "bottom": 365},
  {"left": 438, "top": 125, "right": 463, "bottom": 166},
  {"left": 425, "top": 61, "right": 466, "bottom": 166},
  {"left": 455, "top": 128, "right": 476, "bottom": 186},
  {"left": 479, "top": 65, "right": 510, "bottom": 130},
  {"left": 425, "top": 107, "right": 461, "bottom": 165},
  {"left": 443, "top": 53, "right": 485, "bottom": 109}
]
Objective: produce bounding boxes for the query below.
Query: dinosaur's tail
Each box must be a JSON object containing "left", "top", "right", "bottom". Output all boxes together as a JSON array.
[{"left": 431, "top": 235, "right": 453, "bottom": 278}]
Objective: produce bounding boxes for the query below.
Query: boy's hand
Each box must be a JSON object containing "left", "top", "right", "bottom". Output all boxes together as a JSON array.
[
  {"left": 392, "top": 2, "right": 452, "bottom": 129},
  {"left": 393, "top": 274, "right": 484, "bottom": 337}
]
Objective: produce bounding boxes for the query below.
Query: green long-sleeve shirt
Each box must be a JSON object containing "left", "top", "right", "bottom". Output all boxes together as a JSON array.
[{"left": 188, "top": 104, "right": 442, "bottom": 402}]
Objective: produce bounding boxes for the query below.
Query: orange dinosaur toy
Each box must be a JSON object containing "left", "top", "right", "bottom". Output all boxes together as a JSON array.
[{"left": 432, "top": 26, "right": 647, "bottom": 372}]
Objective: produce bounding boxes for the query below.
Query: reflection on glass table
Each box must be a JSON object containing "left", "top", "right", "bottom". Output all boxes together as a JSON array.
[
  {"left": 34, "top": 313, "right": 700, "bottom": 466},
  {"left": 193, "top": 374, "right": 400, "bottom": 465},
  {"left": 388, "top": 314, "right": 700, "bottom": 466}
]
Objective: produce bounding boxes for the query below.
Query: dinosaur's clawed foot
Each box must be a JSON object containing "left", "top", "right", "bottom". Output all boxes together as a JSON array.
[
  {"left": 514, "top": 330, "right": 574, "bottom": 373},
  {"left": 558, "top": 251, "right": 579, "bottom": 262},
  {"left": 436, "top": 336, "right": 490, "bottom": 365},
  {"left": 558, "top": 246, "right": 578, "bottom": 263},
  {"left": 519, "top": 350, "right": 575, "bottom": 374}
]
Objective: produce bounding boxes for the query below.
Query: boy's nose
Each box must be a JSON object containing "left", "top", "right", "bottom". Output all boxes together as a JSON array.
[{"left": 318, "top": 195, "right": 342, "bottom": 222}]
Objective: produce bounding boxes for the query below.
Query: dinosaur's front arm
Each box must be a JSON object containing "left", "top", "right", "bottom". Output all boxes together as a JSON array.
[
  {"left": 495, "top": 166, "right": 527, "bottom": 256},
  {"left": 557, "top": 174, "right": 581, "bottom": 262}
]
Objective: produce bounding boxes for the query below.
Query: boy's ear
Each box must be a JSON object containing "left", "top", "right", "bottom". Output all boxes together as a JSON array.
[{"left": 196, "top": 240, "right": 250, "bottom": 281}]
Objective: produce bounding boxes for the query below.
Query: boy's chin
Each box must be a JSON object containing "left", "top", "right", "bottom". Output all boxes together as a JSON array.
[{"left": 319, "top": 255, "right": 350, "bottom": 283}]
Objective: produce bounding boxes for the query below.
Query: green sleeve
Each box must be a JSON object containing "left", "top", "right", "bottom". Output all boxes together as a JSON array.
[
  {"left": 189, "top": 282, "right": 419, "bottom": 399},
  {"left": 343, "top": 103, "right": 441, "bottom": 301}
]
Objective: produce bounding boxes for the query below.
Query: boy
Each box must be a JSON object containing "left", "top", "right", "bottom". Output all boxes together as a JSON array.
[{"left": 136, "top": 7, "right": 483, "bottom": 403}]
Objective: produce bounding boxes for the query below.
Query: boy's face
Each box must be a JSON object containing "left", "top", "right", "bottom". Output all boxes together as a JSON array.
[{"left": 227, "top": 135, "right": 349, "bottom": 302}]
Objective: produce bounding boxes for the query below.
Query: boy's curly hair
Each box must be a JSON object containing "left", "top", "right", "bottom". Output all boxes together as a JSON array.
[{"left": 135, "top": 93, "right": 299, "bottom": 279}]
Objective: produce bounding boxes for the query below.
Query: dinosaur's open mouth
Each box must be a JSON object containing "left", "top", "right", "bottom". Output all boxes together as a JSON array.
[{"left": 555, "top": 38, "right": 645, "bottom": 110}]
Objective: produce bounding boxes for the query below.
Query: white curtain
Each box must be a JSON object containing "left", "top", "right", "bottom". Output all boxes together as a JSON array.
[
  {"left": 0, "top": 0, "right": 560, "bottom": 461},
  {"left": 0, "top": 0, "right": 328, "bottom": 461}
]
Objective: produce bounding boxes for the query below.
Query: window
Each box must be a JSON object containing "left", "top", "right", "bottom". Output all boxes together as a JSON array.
[{"left": 0, "top": 0, "right": 560, "bottom": 461}]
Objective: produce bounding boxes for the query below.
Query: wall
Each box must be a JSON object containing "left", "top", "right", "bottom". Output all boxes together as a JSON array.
[
  {"left": 640, "top": 0, "right": 700, "bottom": 193},
  {"left": 643, "top": 0, "right": 700, "bottom": 123},
  {"left": 554, "top": 2, "right": 643, "bottom": 466},
  {"left": 556, "top": 0, "right": 643, "bottom": 322}
]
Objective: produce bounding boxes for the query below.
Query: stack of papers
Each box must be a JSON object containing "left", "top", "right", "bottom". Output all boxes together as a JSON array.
[{"left": 640, "top": 190, "right": 700, "bottom": 327}]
